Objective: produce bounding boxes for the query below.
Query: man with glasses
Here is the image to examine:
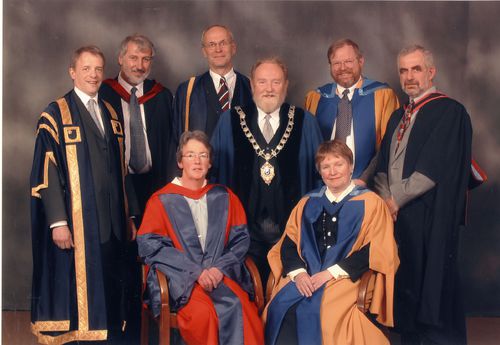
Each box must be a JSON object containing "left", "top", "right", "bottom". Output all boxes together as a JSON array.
[
  {"left": 305, "top": 38, "right": 399, "bottom": 186},
  {"left": 173, "top": 24, "right": 253, "bottom": 140},
  {"left": 137, "top": 130, "right": 264, "bottom": 345}
]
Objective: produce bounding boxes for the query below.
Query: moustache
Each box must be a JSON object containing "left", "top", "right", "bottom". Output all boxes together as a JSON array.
[
  {"left": 132, "top": 68, "right": 146, "bottom": 74},
  {"left": 335, "top": 69, "right": 353, "bottom": 74}
]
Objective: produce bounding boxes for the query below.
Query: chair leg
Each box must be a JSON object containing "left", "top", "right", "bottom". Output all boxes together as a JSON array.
[
  {"left": 140, "top": 306, "right": 149, "bottom": 345},
  {"left": 158, "top": 310, "right": 170, "bottom": 345}
]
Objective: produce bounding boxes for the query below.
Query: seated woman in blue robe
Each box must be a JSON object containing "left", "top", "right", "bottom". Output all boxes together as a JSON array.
[{"left": 264, "top": 140, "right": 399, "bottom": 345}]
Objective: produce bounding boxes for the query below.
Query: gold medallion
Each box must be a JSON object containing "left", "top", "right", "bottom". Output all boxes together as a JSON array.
[
  {"left": 260, "top": 161, "right": 275, "bottom": 185},
  {"left": 235, "top": 105, "right": 295, "bottom": 187}
]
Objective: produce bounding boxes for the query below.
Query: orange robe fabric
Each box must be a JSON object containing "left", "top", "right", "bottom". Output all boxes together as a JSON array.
[{"left": 264, "top": 190, "right": 399, "bottom": 345}]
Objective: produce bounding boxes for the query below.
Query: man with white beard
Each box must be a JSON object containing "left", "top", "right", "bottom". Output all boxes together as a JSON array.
[{"left": 210, "top": 57, "right": 323, "bottom": 282}]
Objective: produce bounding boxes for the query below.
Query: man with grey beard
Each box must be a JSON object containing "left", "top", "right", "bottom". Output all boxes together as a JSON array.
[
  {"left": 100, "top": 34, "right": 176, "bottom": 343},
  {"left": 101, "top": 34, "right": 176, "bottom": 216},
  {"left": 210, "top": 57, "right": 323, "bottom": 282},
  {"left": 374, "top": 44, "right": 472, "bottom": 345}
]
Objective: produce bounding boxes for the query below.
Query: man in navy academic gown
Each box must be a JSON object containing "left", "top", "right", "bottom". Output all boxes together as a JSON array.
[
  {"left": 172, "top": 24, "right": 253, "bottom": 140},
  {"left": 210, "top": 58, "right": 323, "bottom": 283},
  {"left": 100, "top": 34, "right": 176, "bottom": 215},
  {"left": 30, "top": 46, "right": 134, "bottom": 344},
  {"left": 374, "top": 45, "right": 472, "bottom": 345},
  {"left": 99, "top": 34, "right": 177, "bottom": 343}
]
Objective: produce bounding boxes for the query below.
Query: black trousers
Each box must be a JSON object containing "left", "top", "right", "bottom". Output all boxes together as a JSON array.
[
  {"left": 100, "top": 233, "right": 129, "bottom": 344},
  {"left": 248, "top": 239, "right": 274, "bottom": 288}
]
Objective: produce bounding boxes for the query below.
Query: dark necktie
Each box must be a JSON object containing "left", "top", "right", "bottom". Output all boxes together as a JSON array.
[
  {"left": 87, "top": 99, "right": 104, "bottom": 137},
  {"left": 129, "top": 87, "right": 148, "bottom": 172},
  {"left": 334, "top": 89, "right": 352, "bottom": 142},
  {"left": 395, "top": 100, "right": 415, "bottom": 153},
  {"left": 218, "top": 76, "right": 230, "bottom": 111}
]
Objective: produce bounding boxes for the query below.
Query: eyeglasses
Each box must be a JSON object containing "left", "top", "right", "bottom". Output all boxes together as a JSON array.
[
  {"left": 203, "top": 40, "right": 232, "bottom": 50},
  {"left": 182, "top": 152, "right": 210, "bottom": 160},
  {"left": 331, "top": 59, "right": 356, "bottom": 69}
]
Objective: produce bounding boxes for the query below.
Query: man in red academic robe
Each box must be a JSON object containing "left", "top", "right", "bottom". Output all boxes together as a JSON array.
[{"left": 137, "top": 131, "right": 263, "bottom": 345}]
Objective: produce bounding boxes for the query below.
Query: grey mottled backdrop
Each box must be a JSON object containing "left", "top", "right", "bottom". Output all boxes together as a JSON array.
[{"left": 3, "top": 0, "right": 500, "bottom": 314}]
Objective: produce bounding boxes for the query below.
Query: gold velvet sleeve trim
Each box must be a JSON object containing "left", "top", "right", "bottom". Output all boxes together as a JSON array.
[
  {"left": 31, "top": 151, "right": 57, "bottom": 198},
  {"left": 31, "top": 321, "right": 107, "bottom": 345},
  {"left": 40, "top": 112, "right": 59, "bottom": 136},
  {"left": 36, "top": 124, "right": 60, "bottom": 145},
  {"left": 36, "top": 112, "right": 60, "bottom": 144},
  {"left": 31, "top": 320, "right": 70, "bottom": 332},
  {"left": 57, "top": 98, "right": 73, "bottom": 125}
]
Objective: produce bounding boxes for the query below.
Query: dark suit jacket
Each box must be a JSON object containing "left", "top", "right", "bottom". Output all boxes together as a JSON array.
[
  {"left": 41, "top": 90, "right": 125, "bottom": 242},
  {"left": 100, "top": 78, "right": 176, "bottom": 213},
  {"left": 173, "top": 70, "right": 253, "bottom": 140}
]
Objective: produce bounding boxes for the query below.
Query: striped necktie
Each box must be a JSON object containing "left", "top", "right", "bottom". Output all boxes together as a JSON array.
[
  {"left": 218, "top": 76, "right": 230, "bottom": 111},
  {"left": 395, "top": 100, "right": 415, "bottom": 153}
]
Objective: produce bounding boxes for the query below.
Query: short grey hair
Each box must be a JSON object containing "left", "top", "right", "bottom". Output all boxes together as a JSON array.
[
  {"left": 201, "top": 24, "right": 234, "bottom": 46},
  {"left": 119, "top": 34, "right": 155, "bottom": 57},
  {"left": 176, "top": 130, "right": 212, "bottom": 164},
  {"left": 398, "top": 44, "right": 434, "bottom": 69}
]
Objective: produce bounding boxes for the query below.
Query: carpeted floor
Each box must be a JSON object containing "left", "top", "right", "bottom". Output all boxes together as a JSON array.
[{"left": 3, "top": 311, "right": 499, "bottom": 345}]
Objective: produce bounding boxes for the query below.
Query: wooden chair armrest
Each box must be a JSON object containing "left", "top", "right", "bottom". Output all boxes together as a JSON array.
[
  {"left": 244, "top": 257, "right": 265, "bottom": 314},
  {"left": 356, "top": 269, "right": 376, "bottom": 313},
  {"left": 140, "top": 263, "right": 149, "bottom": 345},
  {"left": 265, "top": 271, "right": 276, "bottom": 304},
  {"left": 156, "top": 269, "right": 172, "bottom": 345}
]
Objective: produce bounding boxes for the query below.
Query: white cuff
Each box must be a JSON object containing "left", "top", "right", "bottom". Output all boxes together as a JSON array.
[
  {"left": 287, "top": 268, "right": 307, "bottom": 281},
  {"left": 327, "top": 264, "right": 349, "bottom": 279},
  {"left": 50, "top": 220, "right": 68, "bottom": 229}
]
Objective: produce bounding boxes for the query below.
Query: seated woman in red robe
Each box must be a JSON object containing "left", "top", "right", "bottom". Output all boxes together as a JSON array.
[
  {"left": 264, "top": 140, "right": 399, "bottom": 345},
  {"left": 137, "top": 130, "right": 263, "bottom": 345}
]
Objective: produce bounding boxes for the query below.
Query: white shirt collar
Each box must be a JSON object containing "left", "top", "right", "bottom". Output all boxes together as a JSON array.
[
  {"left": 256, "top": 106, "right": 281, "bottom": 134},
  {"left": 336, "top": 77, "right": 362, "bottom": 101},
  {"left": 256, "top": 106, "right": 280, "bottom": 120},
  {"left": 411, "top": 86, "right": 437, "bottom": 103},
  {"left": 118, "top": 73, "right": 144, "bottom": 96},
  {"left": 209, "top": 68, "right": 236, "bottom": 84},
  {"left": 74, "top": 86, "right": 98, "bottom": 106},
  {"left": 172, "top": 177, "right": 207, "bottom": 188},
  {"left": 325, "top": 182, "right": 356, "bottom": 203}
]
